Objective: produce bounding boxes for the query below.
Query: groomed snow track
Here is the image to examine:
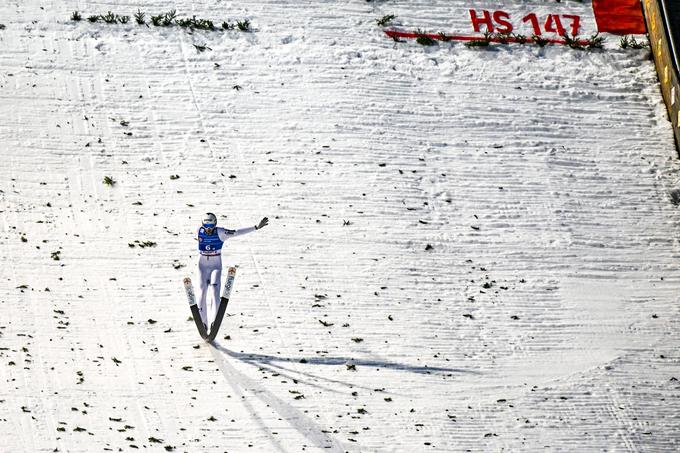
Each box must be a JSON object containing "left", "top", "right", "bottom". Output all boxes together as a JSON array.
[{"left": 1, "top": 1, "right": 680, "bottom": 452}]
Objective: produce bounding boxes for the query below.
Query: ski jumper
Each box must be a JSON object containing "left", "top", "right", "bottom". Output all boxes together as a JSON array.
[{"left": 196, "top": 226, "right": 256, "bottom": 326}]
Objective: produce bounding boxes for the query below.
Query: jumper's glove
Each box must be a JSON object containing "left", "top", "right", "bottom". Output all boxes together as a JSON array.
[{"left": 256, "top": 217, "right": 269, "bottom": 230}]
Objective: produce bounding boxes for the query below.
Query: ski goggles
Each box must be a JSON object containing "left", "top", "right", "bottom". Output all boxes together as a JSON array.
[{"left": 203, "top": 223, "right": 216, "bottom": 229}]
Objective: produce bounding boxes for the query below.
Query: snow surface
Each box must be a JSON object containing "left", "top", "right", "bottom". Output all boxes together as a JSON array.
[{"left": 1, "top": 1, "right": 680, "bottom": 452}]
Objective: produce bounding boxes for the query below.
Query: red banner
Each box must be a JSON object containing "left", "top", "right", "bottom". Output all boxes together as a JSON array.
[{"left": 592, "top": 0, "right": 646, "bottom": 35}]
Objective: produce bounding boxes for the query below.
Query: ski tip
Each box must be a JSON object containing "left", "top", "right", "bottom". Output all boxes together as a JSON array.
[
  {"left": 183, "top": 277, "right": 192, "bottom": 285},
  {"left": 228, "top": 267, "right": 236, "bottom": 275}
]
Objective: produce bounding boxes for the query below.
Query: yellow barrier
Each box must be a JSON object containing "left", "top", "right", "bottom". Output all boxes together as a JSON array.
[{"left": 642, "top": 0, "right": 680, "bottom": 149}]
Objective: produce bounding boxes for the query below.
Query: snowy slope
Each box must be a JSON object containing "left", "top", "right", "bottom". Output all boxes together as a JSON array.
[{"left": 1, "top": 0, "right": 680, "bottom": 452}]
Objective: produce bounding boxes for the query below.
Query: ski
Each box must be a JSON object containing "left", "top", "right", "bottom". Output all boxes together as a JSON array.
[
  {"left": 184, "top": 277, "right": 208, "bottom": 340},
  {"left": 206, "top": 266, "right": 236, "bottom": 342}
]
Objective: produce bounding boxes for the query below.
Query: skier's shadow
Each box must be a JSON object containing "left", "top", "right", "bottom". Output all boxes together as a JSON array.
[
  {"left": 208, "top": 346, "right": 347, "bottom": 452},
  {"left": 212, "top": 343, "right": 480, "bottom": 391}
]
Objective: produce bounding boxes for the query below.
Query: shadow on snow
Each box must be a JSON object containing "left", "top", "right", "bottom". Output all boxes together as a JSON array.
[{"left": 212, "top": 343, "right": 480, "bottom": 376}]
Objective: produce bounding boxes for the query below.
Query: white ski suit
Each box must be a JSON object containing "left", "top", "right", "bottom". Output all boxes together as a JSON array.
[{"left": 196, "top": 225, "right": 256, "bottom": 326}]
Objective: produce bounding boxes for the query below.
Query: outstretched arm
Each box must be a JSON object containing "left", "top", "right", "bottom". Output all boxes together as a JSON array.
[{"left": 218, "top": 217, "right": 268, "bottom": 240}]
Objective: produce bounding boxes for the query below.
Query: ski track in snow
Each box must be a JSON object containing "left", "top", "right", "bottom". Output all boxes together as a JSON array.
[{"left": 1, "top": 0, "right": 680, "bottom": 452}]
